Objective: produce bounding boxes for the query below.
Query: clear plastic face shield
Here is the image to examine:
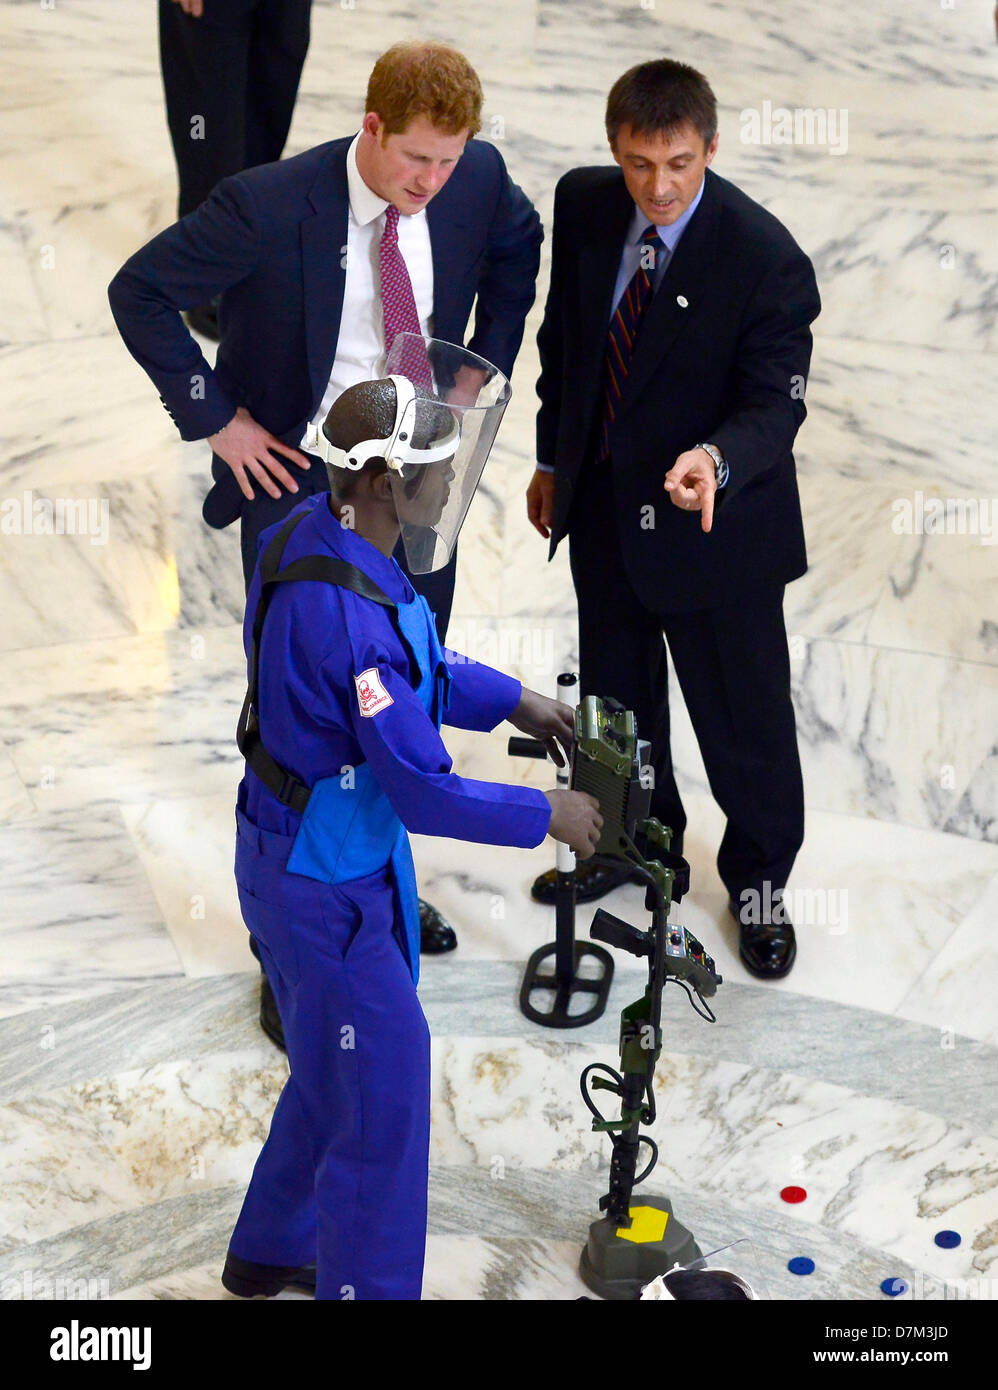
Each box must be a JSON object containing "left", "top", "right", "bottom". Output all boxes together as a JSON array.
[
  {"left": 308, "top": 335, "right": 510, "bottom": 574},
  {"left": 382, "top": 335, "right": 510, "bottom": 574}
]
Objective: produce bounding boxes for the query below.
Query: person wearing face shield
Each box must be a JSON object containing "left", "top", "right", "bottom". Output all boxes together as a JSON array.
[
  {"left": 107, "top": 40, "right": 545, "bottom": 1019},
  {"left": 223, "top": 340, "right": 602, "bottom": 1301}
]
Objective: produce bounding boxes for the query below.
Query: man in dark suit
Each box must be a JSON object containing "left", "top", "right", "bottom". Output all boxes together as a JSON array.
[
  {"left": 527, "top": 59, "right": 820, "bottom": 980},
  {"left": 158, "top": 0, "right": 313, "bottom": 339},
  {"left": 108, "top": 40, "right": 543, "bottom": 1030}
]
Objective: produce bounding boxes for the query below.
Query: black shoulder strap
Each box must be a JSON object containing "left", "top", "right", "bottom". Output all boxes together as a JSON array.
[{"left": 236, "top": 510, "right": 420, "bottom": 814}]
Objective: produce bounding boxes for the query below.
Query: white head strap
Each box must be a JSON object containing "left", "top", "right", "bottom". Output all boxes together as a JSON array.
[{"left": 304, "top": 375, "right": 459, "bottom": 472}]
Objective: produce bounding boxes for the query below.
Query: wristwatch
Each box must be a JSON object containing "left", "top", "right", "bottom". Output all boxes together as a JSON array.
[{"left": 695, "top": 442, "right": 728, "bottom": 489}]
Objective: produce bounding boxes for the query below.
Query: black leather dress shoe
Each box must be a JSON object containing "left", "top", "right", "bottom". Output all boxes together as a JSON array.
[
  {"left": 530, "top": 857, "right": 642, "bottom": 905},
  {"left": 259, "top": 974, "right": 287, "bottom": 1053},
  {"left": 729, "top": 899, "right": 797, "bottom": 979},
  {"left": 222, "top": 1252, "right": 315, "bottom": 1298},
  {"left": 419, "top": 897, "right": 457, "bottom": 953}
]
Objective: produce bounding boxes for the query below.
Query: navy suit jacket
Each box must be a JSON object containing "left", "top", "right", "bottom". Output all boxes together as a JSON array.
[
  {"left": 536, "top": 165, "right": 820, "bottom": 612},
  {"left": 108, "top": 135, "right": 542, "bottom": 528}
]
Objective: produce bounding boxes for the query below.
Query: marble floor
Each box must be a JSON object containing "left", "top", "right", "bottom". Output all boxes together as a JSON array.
[{"left": 0, "top": 0, "right": 996, "bottom": 1303}]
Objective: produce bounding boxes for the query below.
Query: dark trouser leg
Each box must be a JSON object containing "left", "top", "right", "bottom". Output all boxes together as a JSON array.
[
  {"left": 245, "top": 0, "right": 312, "bottom": 169},
  {"left": 568, "top": 470, "right": 685, "bottom": 855},
  {"left": 158, "top": 0, "right": 254, "bottom": 219},
  {"left": 238, "top": 469, "right": 325, "bottom": 592},
  {"left": 662, "top": 585, "right": 804, "bottom": 902}
]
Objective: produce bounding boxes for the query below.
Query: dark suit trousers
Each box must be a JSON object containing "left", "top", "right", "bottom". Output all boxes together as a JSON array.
[
  {"left": 238, "top": 468, "right": 458, "bottom": 646},
  {"left": 158, "top": 0, "right": 312, "bottom": 219},
  {"left": 568, "top": 463, "right": 804, "bottom": 902}
]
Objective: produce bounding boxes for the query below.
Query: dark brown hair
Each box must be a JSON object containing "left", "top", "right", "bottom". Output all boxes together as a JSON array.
[
  {"left": 606, "top": 59, "right": 717, "bottom": 150},
  {"left": 366, "top": 41, "right": 483, "bottom": 137},
  {"left": 322, "top": 381, "right": 392, "bottom": 500}
]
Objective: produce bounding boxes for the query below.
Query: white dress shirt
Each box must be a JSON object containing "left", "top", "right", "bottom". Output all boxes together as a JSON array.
[{"left": 301, "top": 132, "right": 434, "bottom": 451}]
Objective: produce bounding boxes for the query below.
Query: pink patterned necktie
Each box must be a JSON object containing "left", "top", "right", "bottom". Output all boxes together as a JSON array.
[{"left": 379, "top": 203, "right": 432, "bottom": 388}]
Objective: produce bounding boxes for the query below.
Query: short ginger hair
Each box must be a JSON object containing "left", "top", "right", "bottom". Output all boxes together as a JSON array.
[{"left": 365, "top": 41, "right": 483, "bottom": 138}]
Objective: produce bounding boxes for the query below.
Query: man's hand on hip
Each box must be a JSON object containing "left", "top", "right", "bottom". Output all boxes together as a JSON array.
[
  {"left": 208, "top": 406, "right": 312, "bottom": 502},
  {"left": 526, "top": 468, "right": 555, "bottom": 539},
  {"left": 664, "top": 448, "right": 717, "bottom": 533}
]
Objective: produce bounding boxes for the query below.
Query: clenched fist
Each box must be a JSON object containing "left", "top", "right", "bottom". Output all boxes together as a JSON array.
[{"left": 544, "top": 789, "right": 603, "bottom": 859}]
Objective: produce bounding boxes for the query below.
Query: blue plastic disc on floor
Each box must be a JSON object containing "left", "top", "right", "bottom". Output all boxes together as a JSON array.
[
  {"left": 881, "top": 1277, "right": 908, "bottom": 1296},
  {"left": 788, "top": 1256, "right": 815, "bottom": 1276},
  {"left": 934, "top": 1230, "right": 961, "bottom": 1249}
]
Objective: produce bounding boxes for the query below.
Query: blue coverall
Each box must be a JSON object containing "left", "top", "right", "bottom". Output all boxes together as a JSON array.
[{"left": 228, "top": 493, "right": 551, "bottom": 1300}]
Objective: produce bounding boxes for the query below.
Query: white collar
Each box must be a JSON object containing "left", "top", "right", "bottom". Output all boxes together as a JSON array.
[{"left": 346, "top": 131, "right": 390, "bottom": 227}]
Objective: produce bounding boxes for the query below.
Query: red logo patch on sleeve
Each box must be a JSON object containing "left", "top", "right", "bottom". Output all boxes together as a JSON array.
[{"left": 354, "top": 668, "right": 394, "bottom": 717}]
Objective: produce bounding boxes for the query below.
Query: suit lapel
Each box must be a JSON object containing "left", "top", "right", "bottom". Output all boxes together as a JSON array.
[
  {"left": 301, "top": 141, "right": 351, "bottom": 410},
  {"left": 576, "top": 178, "right": 635, "bottom": 404},
  {"left": 616, "top": 168, "right": 721, "bottom": 415},
  {"left": 426, "top": 184, "right": 470, "bottom": 339}
]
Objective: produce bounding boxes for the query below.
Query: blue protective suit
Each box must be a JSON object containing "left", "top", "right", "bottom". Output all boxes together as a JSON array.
[{"left": 228, "top": 493, "right": 551, "bottom": 1300}]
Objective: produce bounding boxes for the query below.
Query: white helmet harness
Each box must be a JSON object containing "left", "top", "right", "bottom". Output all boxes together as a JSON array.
[{"left": 303, "top": 375, "right": 460, "bottom": 473}]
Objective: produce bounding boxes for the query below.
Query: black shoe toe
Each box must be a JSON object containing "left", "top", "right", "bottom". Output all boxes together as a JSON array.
[
  {"left": 222, "top": 1252, "right": 315, "bottom": 1298},
  {"left": 730, "top": 899, "right": 797, "bottom": 979},
  {"left": 419, "top": 898, "right": 457, "bottom": 953},
  {"left": 530, "top": 857, "right": 641, "bottom": 905}
]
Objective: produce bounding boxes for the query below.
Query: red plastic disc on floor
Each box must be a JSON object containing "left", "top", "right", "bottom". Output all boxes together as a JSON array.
[{"left": 781, "top": 1185, "right": 807, "bottom": 1203}]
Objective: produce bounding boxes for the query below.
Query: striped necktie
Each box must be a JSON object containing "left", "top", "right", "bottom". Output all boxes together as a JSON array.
[{"left": 596, "top": 224, "right": 664, "bottom": 463}]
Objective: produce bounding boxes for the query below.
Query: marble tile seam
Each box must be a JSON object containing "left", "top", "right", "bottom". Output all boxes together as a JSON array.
[
  {"left": 0, "top": 327, "right": 129, "bottom": 351},
  {"left": 0, "top": 785, "right": 992, "bottom": 861},
  {"left": 891, "top": 914, "right": 998, "bottom": 1021},
  {"left": 0, "top": 1184, "right": 245, "bottom": 1290},
  {"left": 793, "top": 632, "right": 998, "bottom": 673},
  {"left": 5, "top": 647, "right": 992, "bottom": 708},
  {"left": 787, "top": 798, "right": 998, "bottom": 844},
  {"left": 441, "top": 618, "right": 998, "bottom": 671},
  {"left": 0, "top": 789, "right": 243, "bottom": 819},
  {"left": 0, "top": 970, "right": 995, "bottom": 1133},
  {"left": 809, "top": 326, "right": 998, "bottom": 353},
  {"left": 0, "top": 619, "right": 244, "bottom": 664},
  {"left": 809, "top": 325, "right": 998, "bottom": 355},
  {"left": 0, "top": 1168, "right": 958, "bottom": 1302}
]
